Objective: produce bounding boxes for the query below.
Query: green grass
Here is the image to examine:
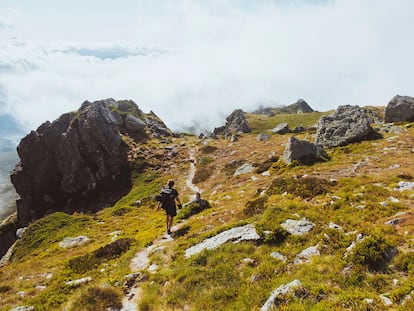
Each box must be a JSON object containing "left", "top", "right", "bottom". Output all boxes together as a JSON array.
[{"left": 246, "top": 111, "right": 330, "bottom": 133}]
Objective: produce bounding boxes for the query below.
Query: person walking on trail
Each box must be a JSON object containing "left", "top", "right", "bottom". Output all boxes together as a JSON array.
[{"left": 157, "top": 179, "right": 182, "bottom": 235}]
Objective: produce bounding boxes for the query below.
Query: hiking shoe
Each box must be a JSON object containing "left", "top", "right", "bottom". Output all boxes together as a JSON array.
[{"left": 167, "top": 229, "right": 172, "bottom": 235}]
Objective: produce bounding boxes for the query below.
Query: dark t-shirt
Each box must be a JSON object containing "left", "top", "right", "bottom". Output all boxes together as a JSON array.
[{"left": 163, "top": 188, "right": 178, "bottom": 217}]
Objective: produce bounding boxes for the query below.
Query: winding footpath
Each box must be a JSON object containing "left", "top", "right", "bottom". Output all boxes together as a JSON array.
[{"left": 121, "top": 147, "right": 199, "bottom": 311}]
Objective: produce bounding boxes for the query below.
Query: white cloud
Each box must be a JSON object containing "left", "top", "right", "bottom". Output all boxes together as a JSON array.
[{"left": 0, "top": 0, "right": 413, "bottom": 133}]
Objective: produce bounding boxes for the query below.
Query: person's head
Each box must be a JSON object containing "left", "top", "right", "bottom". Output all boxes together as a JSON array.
[{"left": 168, "top": 179, "right": 175, "bottom": 188}]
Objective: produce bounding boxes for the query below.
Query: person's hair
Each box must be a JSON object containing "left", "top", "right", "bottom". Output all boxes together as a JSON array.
[{"left": 168, "top": 179, "right": 175, "bottom": 188}]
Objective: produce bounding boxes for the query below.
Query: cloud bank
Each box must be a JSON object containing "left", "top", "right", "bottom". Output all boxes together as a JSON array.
[{"left": 0, "top": 0, "right": 413, "bottom": 133}]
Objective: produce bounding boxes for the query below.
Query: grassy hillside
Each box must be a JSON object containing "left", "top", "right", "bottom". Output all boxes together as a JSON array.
[{"left": 0, "top": 111, "right": 413, "bottom": 310}]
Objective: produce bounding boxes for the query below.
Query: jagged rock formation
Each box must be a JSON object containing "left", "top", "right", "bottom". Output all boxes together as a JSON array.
[
  {"left": 9, "top": 99, "right": 172, "bottom": 227},
  {"left": 279, "top": 99, "right": 314, "bottom": 114},
  {"left": 384, "top": 95, "right": 414, "bottom": 123},
  {"left": 315, "top": 105, "right": 380, "bottom": 148},
  {"left": 283, "top": 137, "right": 328, "bottom": 165},
  {"left": 214, "top": 109, "right": 251, "bottom": 137},
  {"left": 252, "top": 99, "right": 314, "bottom": 116}
]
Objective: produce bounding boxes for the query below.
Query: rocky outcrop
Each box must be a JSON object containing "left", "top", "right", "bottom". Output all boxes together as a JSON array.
[
  {"left": 283, "top": 137, "right": 328, "bottom": 165},
  {"left": 384, "top": 95, "right": 414, "bottom": 123},
  {"left": 214, "top": 109, "right": 251, "bottom": 137},
  {"left": 315, "top": 105, "right": 380, "bottom": 148},
  {"left": 10, "top": 99, "right": 159, "bottom": 226},
  {"left": 280, "top": 99, "right": 314, "bottom": 114}
]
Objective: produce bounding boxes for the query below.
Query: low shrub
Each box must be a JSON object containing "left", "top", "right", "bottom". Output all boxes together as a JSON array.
[
  {"left": 393, "top": 251, "right": 414, "bottom": 273},
  {"left": 347, "top": 234, "right": 396, "bottom": 271},
  {"left": 201, "top": 145, "right": 218, "bottom": 154},
  {"left": 177, "top": 200, "right": 211, "bottom": 219},
  {"left": 0, "top": 285, "right": 11, "bottom": 293},
  {"left": 68, "top": 238, "right": 133, "bottom": 274},
  {"left": 69, "top": 286, "right": 123, "bottom": 311},
  {"left": 254, "top": 156, "right": 279, "bottom": 174},
  {"left": 255, "top": 223, "right": 288, "bottom": 245},
  {"left": 267, "top": 177, "right": 331, "bottom": 199}
]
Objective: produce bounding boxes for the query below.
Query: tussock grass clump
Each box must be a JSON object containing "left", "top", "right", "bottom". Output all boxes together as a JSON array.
[
  {"left": 193, "top": 156, "right": 214, "bottom": 184},
  {"left": 267, "top": 177, "right": 332, "bottom": 198},
  {"left": 201, "top": 145, "right": 218, "bottom": 154},
  {"left": 243, "top": 196, "right": 268, "bottom": 216},
  {"left": 393, "top": 251, "right": 414, "bottom": 273},
  {"left": 68, "top": 238, "right": 133, "bottom": 274},
  {"left": 68, "top": 285, "right": 123, "bottom": 311}
]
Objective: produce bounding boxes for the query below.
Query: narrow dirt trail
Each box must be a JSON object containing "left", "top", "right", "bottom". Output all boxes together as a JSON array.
[{"left": 121, "top": 147, "right": 199, "bottom": 311}]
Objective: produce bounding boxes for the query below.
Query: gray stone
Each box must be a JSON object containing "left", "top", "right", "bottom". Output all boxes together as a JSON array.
[
  {"left": 281, "top": 218, "right": 315, "bottom": 235},
  {"left": 257, "top": 133, "right": 271, "bottom": 141},
  {"left": 16, "top": 227, "right": 27, "bottom": 239},
  {"left": 395, "top": 181, "right": 414, "bottom": 191},
  {"left": 294, "top": 245, "right": 320, "bottom": 264},
  {"left": 385, "top": 95, "right": 414, "bottom": 122},
  {"left": 9, "top": 306, "right": 35, "bottom": 311},
  {"left": 329, "top": 222, "right": 342, "bottom": 230},
  {"left": 59, "top": 236, "right": 90, "bottom": 248},
  {"left": 234, "top": 163, "right": 254, "bottom": 176},
  {"left": 283, "top": 136, "right": 328, "bottom": 165},
  {"left": 65, "top": 276, "right": 92, "bottom": 287},
  {"left": 261, "top": 279, "right": 302, "bottom": 311},
  {"left": 315, "top": 105, "right": 379, "bottom": 148},
  {"left": 271, "top": 123, "right": 290, "bottom": 135},
  {"left": 124, "top": 115, "right": 146, "bottom": 131},
  {"left": 270, "top": 252, "right": 287, "bottom": 262},
  {"left": 185, "top": 224, "right": 260, "bottom": 257}
]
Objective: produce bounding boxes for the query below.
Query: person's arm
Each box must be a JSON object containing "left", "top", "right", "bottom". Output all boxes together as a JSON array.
[
  {"left": 157, "top": 201, "right": 161, "bottom": 211},
  {"left": 175, "top": 196, "right": 182, "bottom": 208}
]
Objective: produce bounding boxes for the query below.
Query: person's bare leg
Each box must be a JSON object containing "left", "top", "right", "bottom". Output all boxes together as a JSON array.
[{"left": 168, "top": 217, "right": 174, "bottom": 232}]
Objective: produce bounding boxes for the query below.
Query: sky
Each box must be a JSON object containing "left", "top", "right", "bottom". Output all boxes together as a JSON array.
[{"left": 0, "top": 0, "right": 413, "bottom": 133}]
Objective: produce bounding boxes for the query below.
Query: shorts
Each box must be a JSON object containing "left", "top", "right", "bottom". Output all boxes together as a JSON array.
[{"left": 164, "top": 205, "right": 177, "bottom": 217}]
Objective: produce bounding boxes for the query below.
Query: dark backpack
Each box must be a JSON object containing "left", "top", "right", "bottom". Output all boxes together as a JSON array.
[{"left": 155, "top": 187, "right": 175, "bottom": 207}]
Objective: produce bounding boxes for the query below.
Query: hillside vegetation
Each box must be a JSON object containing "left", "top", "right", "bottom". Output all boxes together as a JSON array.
[{"left": 0, "top": 110, "right": 413, "bottom": 311}]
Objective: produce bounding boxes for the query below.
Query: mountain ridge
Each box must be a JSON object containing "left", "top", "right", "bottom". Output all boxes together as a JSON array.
[{"left": 0, "top": 96, "right": 413, "bottom": 310}]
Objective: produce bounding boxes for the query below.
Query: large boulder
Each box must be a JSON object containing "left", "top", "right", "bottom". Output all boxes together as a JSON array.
[
  {"left": 10, "top": 100, "right": 134, "bottom": 225},
  {"left": 214, "top": 109, "right": 251, "bottom": 137},
  {"left": 315, "top": 105, "right": 380, "bottom": 148},
  {"left": 283, "top": 137, "right": 328, "bottom": 165},
  {"left": 384, "top": 95, "right": 414, "bottom": 123},
  {"left": 271, "top": 123, "right": 290, "bottom": 135}
]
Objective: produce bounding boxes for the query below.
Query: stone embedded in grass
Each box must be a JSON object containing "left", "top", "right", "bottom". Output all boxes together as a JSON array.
[
  {"left": 294, "top": 245, "right": 320, "bottom": 265},
  {"left": 184, "top": 224, "right": 260, "bottom": 257},
  {"left": 9, "top": 306, "right": 35, "bottom": 311},
  {"left": 234, "top": 163, "right": 254, "bottom": 176},
  {"left": 395, "top": 181, "right": 414, "bottom": 191},
  {"left": 329, "top": 222, "right": 342, "bottom": 230},
  {"left": 261, "top": 279, "right": 302, "bottom": 311},
  {"left": 281, "top": 218, "right": 315, "bottom": 235},
  {"left": 59, "top": 236, "right": 90, "bottom": 248},
  {"left": 270, "top": 252, "right": 287, "bottom": 262},
  {"left": 65, "top": 276, "right": 92, "bottom": 287}
]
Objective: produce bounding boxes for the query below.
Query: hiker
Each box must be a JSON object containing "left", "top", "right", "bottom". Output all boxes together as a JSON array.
[{"left": 157, "top": 179, "right": 182, "bottom": 235}]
